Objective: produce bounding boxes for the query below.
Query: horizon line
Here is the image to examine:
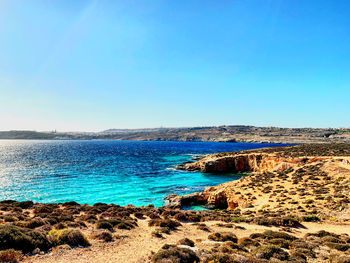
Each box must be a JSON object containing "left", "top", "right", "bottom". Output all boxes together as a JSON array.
[{"left": 1, "top": 124, "right": 350, "bottom": 133}]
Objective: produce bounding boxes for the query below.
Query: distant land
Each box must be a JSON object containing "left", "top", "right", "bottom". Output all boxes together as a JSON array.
[{"left": 1, "top": 126, "right": 350, "bottom": 144}]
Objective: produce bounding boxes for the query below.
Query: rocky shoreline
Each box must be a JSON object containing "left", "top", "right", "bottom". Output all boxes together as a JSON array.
[
  {"left": 172, "top": 144, "right": 350, "bottom": 215},
  {"left": 0, "top": 143, "right": 350, "bottom": 262}
]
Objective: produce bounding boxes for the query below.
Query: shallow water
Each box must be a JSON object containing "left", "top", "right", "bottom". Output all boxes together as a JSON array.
[{"left": 0, "top": 140, "right": 287, "bottom": 206}]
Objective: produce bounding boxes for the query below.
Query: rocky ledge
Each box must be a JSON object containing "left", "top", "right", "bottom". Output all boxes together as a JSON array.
[{"left": 170, "top": 143, "right": 350, "bottom": 223}]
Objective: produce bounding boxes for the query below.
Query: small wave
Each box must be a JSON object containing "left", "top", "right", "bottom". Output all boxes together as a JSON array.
[
  {"left": 166, "top": 167, "right": 177, "bottom": 171},
  {"left": 177, "top": 185, "right": 206, "bottom": 192}
]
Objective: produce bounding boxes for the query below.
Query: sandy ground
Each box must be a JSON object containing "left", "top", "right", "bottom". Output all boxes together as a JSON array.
[{"left": 25, "top": 219, "right": 350, "bottom": 263}]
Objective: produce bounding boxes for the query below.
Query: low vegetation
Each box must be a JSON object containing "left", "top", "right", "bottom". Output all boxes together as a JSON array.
[
  {"left": 152, "top": 244, "right": 199, "bottom": 263},
  {"left": 0, "top": 224, "right": 50, "bottom": 253},
  {"left": 48, "top": 229, "right": 90, "bottom": 248},
  {"left": 0, "top": 249, "right": 23, "bottom": 263}
]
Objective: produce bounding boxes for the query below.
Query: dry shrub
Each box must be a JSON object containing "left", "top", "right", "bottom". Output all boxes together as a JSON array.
[
  {"left": 0, "top": 249, "right": 22, "bottom": 263},
  {"left": 176, "top": 238, "right": 195, "bottom": 247},
  {"left": 148, "top": 219, "right": 181, "bottom": 230},
  {"left": 48, "top": 229, "right": 90, "bottom": 248},
  {"left": 152, "top": 244, "right": 199, "bottom": 263},
  {"left": 208, "top": 232, "right": 238, "bottom": 243},
  {"left": 0, "top": 224, "right": 50, "bottom": 253},
  {"left": 91, "top": 231, "right": 113, "bottom": 242}
]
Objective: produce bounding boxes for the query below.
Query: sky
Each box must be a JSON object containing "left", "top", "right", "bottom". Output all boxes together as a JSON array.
[{"left": 0, "top": 0, "right": 349, "bottom": 131}]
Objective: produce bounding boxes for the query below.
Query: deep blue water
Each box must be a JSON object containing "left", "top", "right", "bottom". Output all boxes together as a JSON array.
[{"left": 0, "top": 140, "right": 287, "bottom": 207}]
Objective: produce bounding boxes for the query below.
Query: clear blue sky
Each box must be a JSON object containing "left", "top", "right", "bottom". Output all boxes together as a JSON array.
[{"left": 0, "top": 0, "right": 349, "bottom": 131}]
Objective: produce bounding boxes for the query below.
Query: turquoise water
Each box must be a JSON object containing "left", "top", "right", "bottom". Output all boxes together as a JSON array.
[{"left": 0, "top": 140, "right": 288, "bottom": 206}]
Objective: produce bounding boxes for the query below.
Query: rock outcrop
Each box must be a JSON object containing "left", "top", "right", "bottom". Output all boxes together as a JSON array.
[
  {"left": 164, "top": 192, "right": 208, "bottom": 209},
  {"left": 178, "top": 153, "right": 313, "bottom": 174},
  {"left": 174, "top": 144, "right": 350, "bottom": 215}
]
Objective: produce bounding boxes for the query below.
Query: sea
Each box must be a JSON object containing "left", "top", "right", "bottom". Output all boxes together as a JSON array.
[{"left": 0, "top": 140, "right": 288, "bottom": 207}]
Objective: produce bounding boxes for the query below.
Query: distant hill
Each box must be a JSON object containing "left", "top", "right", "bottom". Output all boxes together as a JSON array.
[
  {"left": 1, "top": 126, "right": 350, "bottom": 143},
  {"left": 0, "top": 130, "right": 56, "bottom": 140}
]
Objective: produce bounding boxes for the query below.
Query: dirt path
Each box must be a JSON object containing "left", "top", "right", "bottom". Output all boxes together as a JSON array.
[{"left": 26, "top": 220, "right": 350, "bottom": 263}]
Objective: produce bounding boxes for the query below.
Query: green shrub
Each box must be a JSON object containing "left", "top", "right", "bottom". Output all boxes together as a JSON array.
[
  {"left": 92, "top": 203, "right": 109, "bottom": 212},
  {"left": 268, "top": 238, "right": 291, "bottom": 248},
  {"left": 208, "top": 232, "right": 238, "bottom": 243},
  {"left": 91, "top": 231, "right": 113, "bottom": 242},
  {"left": 134, "top": 212, "right": 145, "bottom": 219},
  {"left": 0, "top": 224, "right": 50, "bottom": 253},
  {"left": 45, "top": 217, "right": 58, "bottom": 225},
  {"left": 237, "top": 237, "right": 260, "bottom": 247},
  {"left": 151, "top": 230, "right": 163, "bottom": 238},
  {"left": 250, "top": 230, "right": 297, "bottom": 244},
  {"left": 148, "top": 213, "right": 160, "bottom": 219},
  {"left": 218, "top": 241, "right": 243, "bottom": 253},
  {"left": 16, "top": 201, "right": 34, "bottom": 209},
  {"left": 54, "top": 222, "right": 67, "bottom": 230},
  {"left": 33, "top": 204, "right": 58, "bottom": 215},
  {"left": 290, "top": 247, "right": 315, "bottom": 260},
  {"left": 157, "top": 227, "right": 171, "bottom": 234},
  {"left": 79, "top": 214, "right": 97, "bottom": 223},
  {"left": 176, "top": 238, "right": 195, "bottom": 247},
  {"left": 196, "top": 223, "right": 210, "bottom": 232},
  {"left": 253, "top": 245, "right": 289, "bottom": 260},
  {"left": 56, "top": 214, "right": 74, "bottom": 222},
  {"left": 325, "top": 242, "right": 350, "bottom": 251},
  {"left": 321, "top": 236, "right": 343, "bottom": 244},
  {"left": 231, "top": 216, "right": 247, "bottom": 223},
  {"left": 95, "top": 220, "right": 113, "bottom": 231},
  {"left": 48, "top": 229, "right": 90, "bottom": 248},
  {"left": 202, "top": 252, "right": 235, "bottom": 263},
  {"left": 11, "top": 207, "right": 22, "bottom": 213},
  {"left": 302, "top": 215, "right": 321, "bottom": 222},
  {"left": 290, "top": 249, "right": 308, "bottom": 262},
  {"left": 148, "top": 219, "right": 181, "bottom": 230},
  {"left": 259, "top": 230, "right": 297, "bottom": 241},
  {"left": 254, "top": 216, "right": 302, "bottom": 227},
  {"left": 152, "top": 244, "right": 199, "bottom": 263},
  {"left": 62, "top": 201, "right": 80, "bottom": 207},
  {"left": 114, "top": 221, "right": 134, "bottom": 230},
  {"left": 22, "top": 217, "right": 46, "bottom": 229},
  {"left": 107, "top": 218, "right": 137, "bottom": 230},
  {"left": 174, "top": 212, "right": 201, "bottom": 222},
  {"left": 307, "top": 230, "right": 339, "bottom": 238}
]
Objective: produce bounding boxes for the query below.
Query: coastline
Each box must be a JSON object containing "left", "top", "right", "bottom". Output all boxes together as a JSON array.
[
  {"left": 0, "top": 140, "right": 285, "bottom": 207},
  {"left": 1, "top": 126, "right": 350, "bottom": 144},
  {"left": 173, "top": 144, "right": 350, "bottom": 221},
  {"left": 1, "top": 143, "right": 350, "bottom": 262}
]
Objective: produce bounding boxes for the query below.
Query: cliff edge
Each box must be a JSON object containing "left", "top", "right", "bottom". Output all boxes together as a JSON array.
[{"left": 173, "top": 143, "right": 350, "bottom": 223}]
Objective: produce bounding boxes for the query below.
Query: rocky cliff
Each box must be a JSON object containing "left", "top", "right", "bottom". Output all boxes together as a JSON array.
[
  {"left": 178, "top": 153, "right": 315, "bottom": 174},
  {"left": 170, "top": 143, "right": 350, "bottom": 222},
  {"left": 172, "top": 152, "right": 318, "bottom": 209}
]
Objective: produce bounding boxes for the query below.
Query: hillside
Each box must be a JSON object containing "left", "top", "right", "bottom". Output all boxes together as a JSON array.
[{"left": 1, "top": 126, "right": 350, "bottom": 143}]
